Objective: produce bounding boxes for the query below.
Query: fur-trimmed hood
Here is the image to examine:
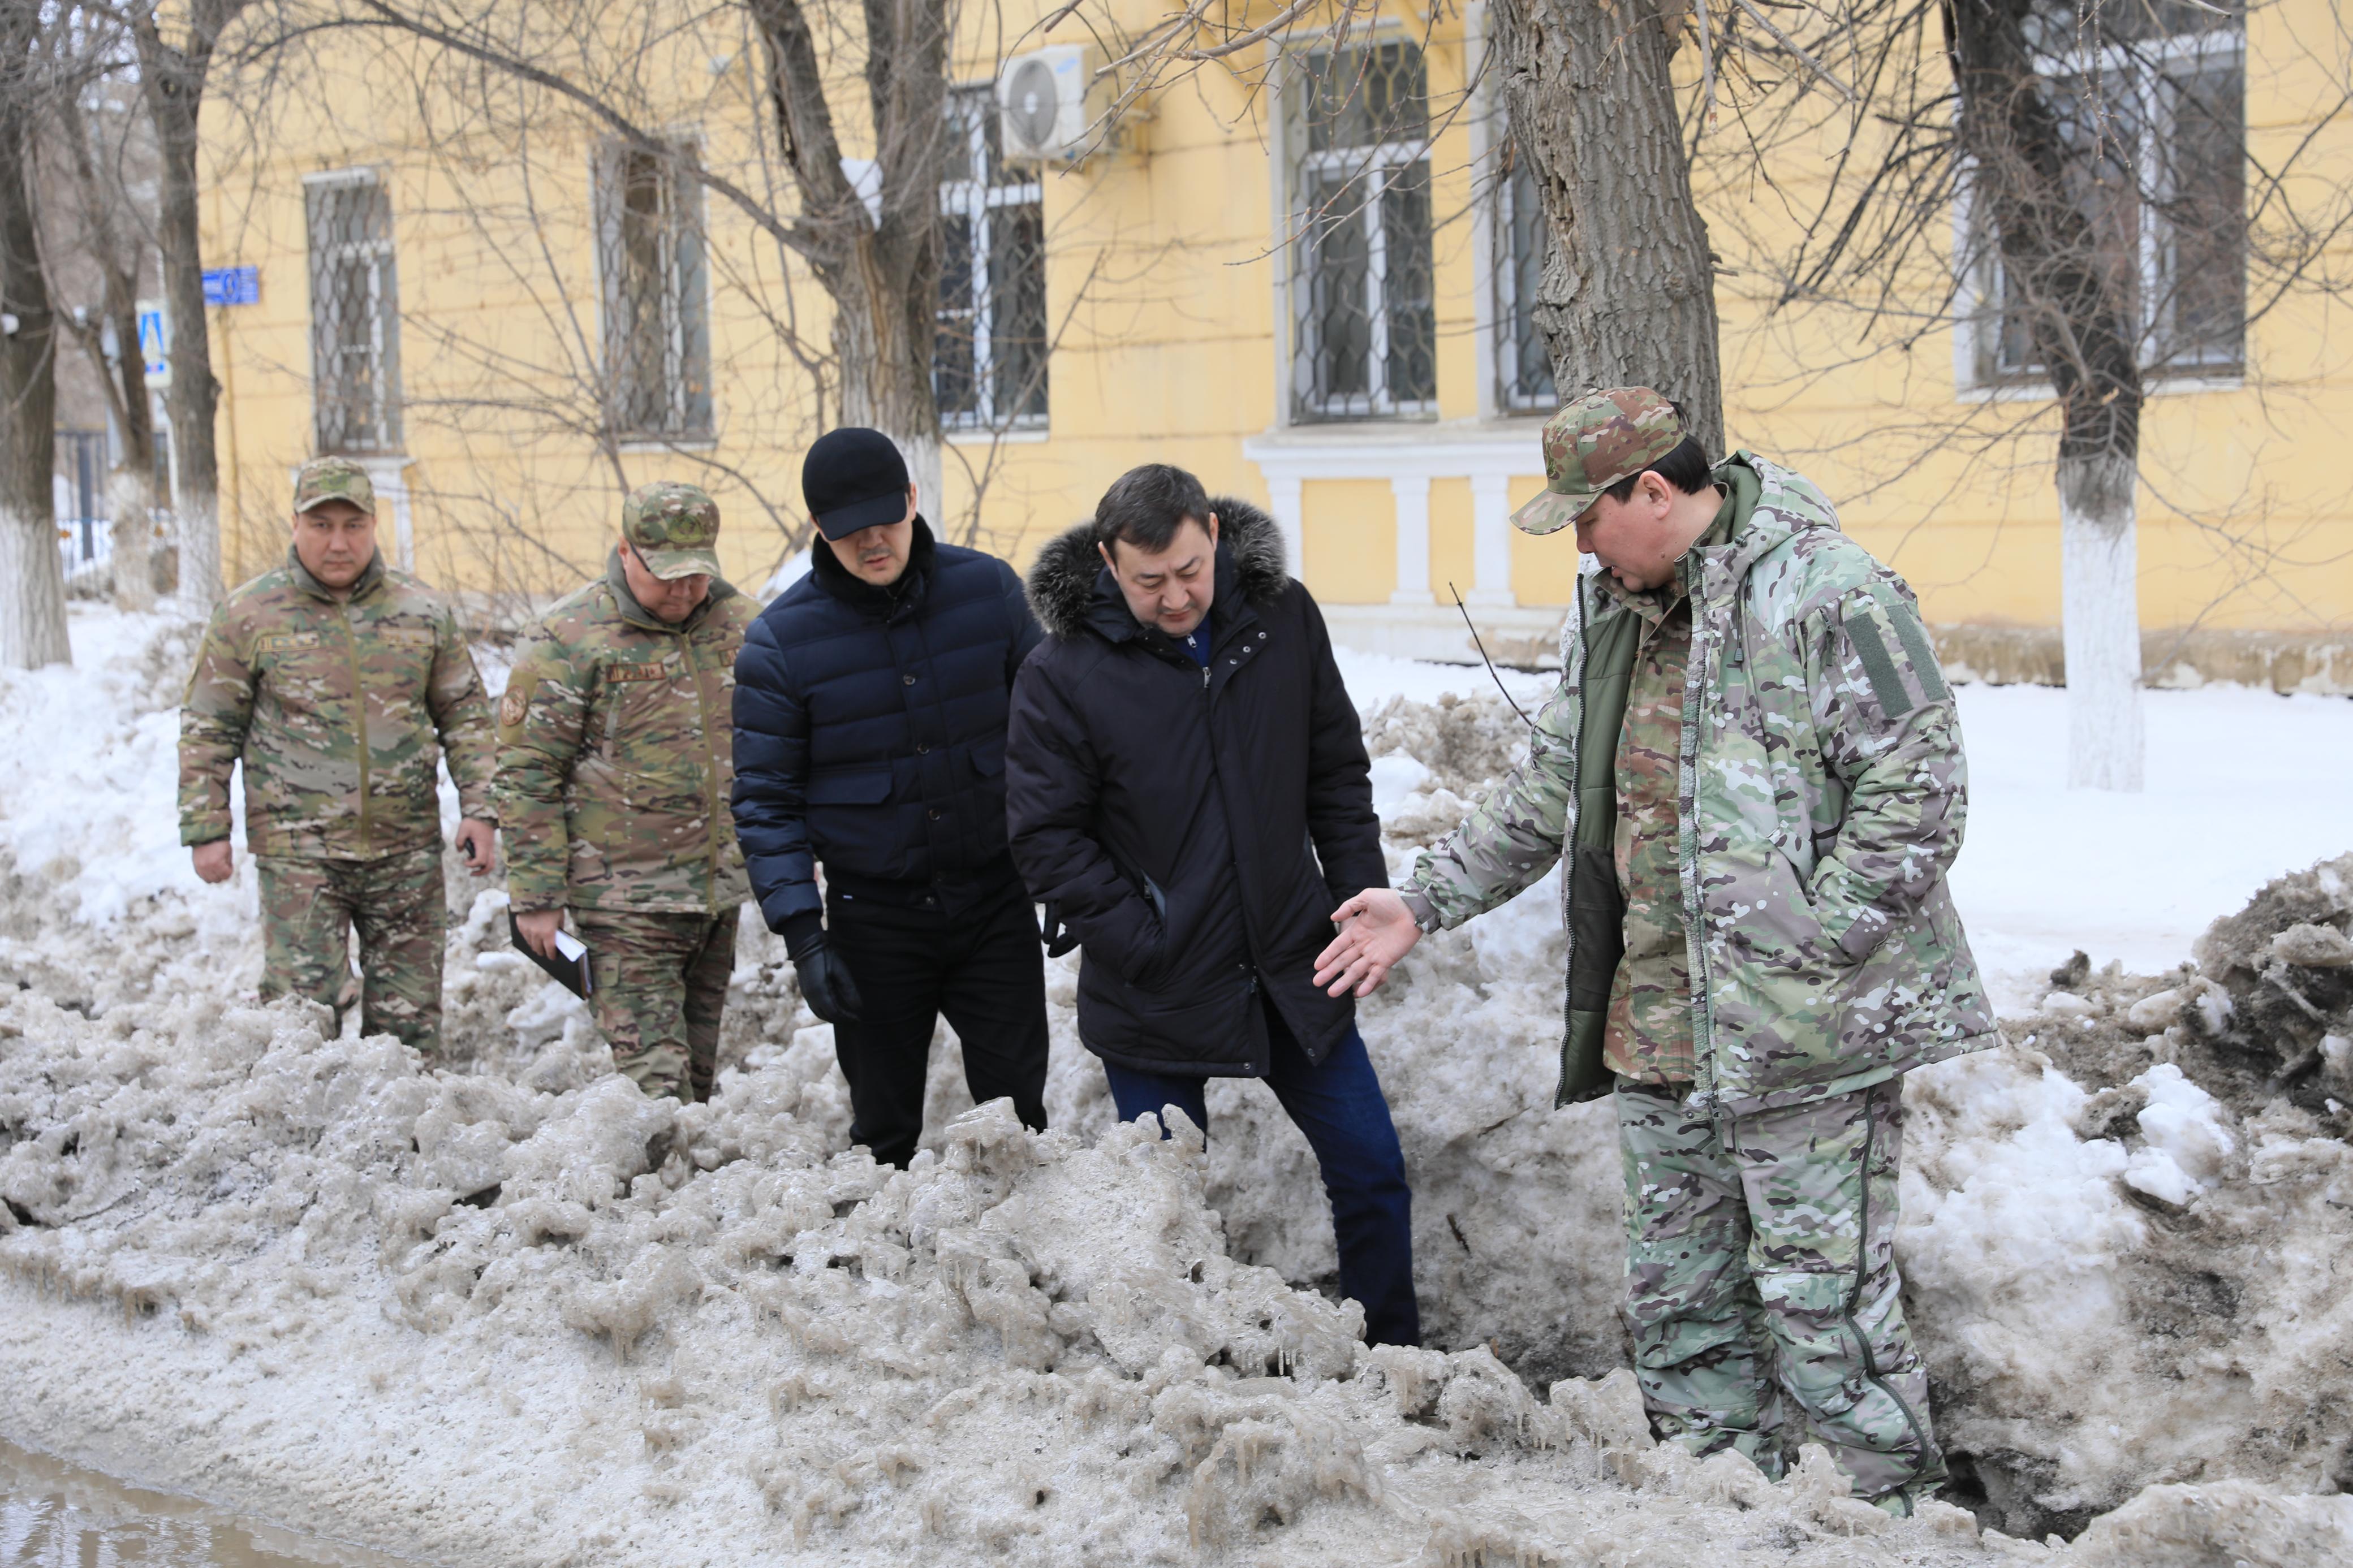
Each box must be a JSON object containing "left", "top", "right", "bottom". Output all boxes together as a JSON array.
[{"left": 1024, "top": 495, "right": 1287, "bottom": 640}]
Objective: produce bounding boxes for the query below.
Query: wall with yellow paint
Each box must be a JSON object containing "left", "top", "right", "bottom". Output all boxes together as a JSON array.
[{"left": 193, "top": 0, "right": 2353, "bottom": 643}]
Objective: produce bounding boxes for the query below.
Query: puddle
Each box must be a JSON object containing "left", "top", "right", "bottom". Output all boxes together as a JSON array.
[{"left": 0, "top": 1437, "right": 428, "bottom": 1566}]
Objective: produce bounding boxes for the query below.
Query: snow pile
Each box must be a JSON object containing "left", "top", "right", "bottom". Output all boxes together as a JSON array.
[
  {"left": 5, "top": 986, "right": 2037, "bottom": 1566},
  {"left": 5, "top": 606, "right": 2352, "bottom": 1566},
  {"left": 1902, "top": 854, "right": 2353, "bottom": 1536}
]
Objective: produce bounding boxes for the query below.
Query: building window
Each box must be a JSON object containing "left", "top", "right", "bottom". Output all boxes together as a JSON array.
[
  {"left": 1967, "top": 3, "right": 2244, "bottom": 386},
  {"left": 937, "top": 87, "right": 1048, "bottom": 430},
  {"left": 1494, "top": 138, "right": 1557, "bottom": 412},
  {"left": 1289, "top": 41, "right": 1436, "bottom": 422},
  {"left": 305, "top": 171, "right": 402, "bottom": 454},
  {"left": 596, "top": 140, "right": 713, "bottom": 441}
]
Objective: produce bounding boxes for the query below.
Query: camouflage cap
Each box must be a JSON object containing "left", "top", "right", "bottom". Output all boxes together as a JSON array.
[
  {"left": 622, "top": 482, "right": 723, "bottom": 580},
  {"left": 291, "top": 455, "right": 376, "bottom": 517},
  {"left": 1511, "top": 388, "right": 1687, "bottom": 536}
]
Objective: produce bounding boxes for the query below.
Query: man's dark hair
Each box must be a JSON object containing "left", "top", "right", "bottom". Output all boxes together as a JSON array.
[
  {"left": 1094, "top": 464, "right": 1213, "bottom": 556},
  {"left": 1599, "top": 428, "right": 1714, "bottom": 506}
]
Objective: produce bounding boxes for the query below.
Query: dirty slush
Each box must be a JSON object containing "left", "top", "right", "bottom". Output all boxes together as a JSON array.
[{"left": 2, "top": 616, "right": 2350, "bottom": 1566}]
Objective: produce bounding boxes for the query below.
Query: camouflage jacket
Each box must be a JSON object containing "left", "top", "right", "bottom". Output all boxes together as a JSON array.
[
  {"left": 1403, "top": 454, "right": 1994, "bottom": 1114},
  {"left": 494, "top": 554, "right": 753, "bottom": 916},
  {"left": 179, "top": 549, "right": 495, "bottom": 858}
]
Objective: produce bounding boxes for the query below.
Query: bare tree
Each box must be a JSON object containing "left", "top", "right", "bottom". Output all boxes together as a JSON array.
[
  {"left": 51, "top": 53, "right": 162, "bottom": 612},
  {"left": 298, "top": 0, "right": 958, "bottom": 504},
  {"left": 1702, "top": 0, "right": 2349, "bottom": 789},
  {"left": 1492, "top": 0, "right": 1725, "bottom": 449},
  {"left": 128, "top": 0, "right": 254, "bottom": 615},
  {"left": 0, "top": 0, "right": 71, "bottom": 668}
]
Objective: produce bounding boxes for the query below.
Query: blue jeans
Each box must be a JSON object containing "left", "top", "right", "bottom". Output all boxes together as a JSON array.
[{"left": 1100, "top": 1005, "right": 1420, "bottom": 1347}]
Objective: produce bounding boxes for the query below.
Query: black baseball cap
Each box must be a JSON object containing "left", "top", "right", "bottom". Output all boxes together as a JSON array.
[{"left": 803, "top": 427, "right": 912, "bottom": 540}]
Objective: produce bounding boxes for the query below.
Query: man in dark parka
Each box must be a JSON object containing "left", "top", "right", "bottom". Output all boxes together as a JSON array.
[
  {"left": 1006, "top": 462, "right": 1419, "bottom": 1347},
  {"left": 732, "top": 428, "right": 1048, "bottom": 1167}
]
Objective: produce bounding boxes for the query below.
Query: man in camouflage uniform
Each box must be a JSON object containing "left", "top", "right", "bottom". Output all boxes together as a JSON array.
[
  {"left": 179, "top": 456, "right": 498, "bottom": 1052},
  {"left": 498, "top": 483, "right": 755, "bottom": 1104},
  {"left": 1317, "top": 389, "right": 1994, "bottom": 1511}
]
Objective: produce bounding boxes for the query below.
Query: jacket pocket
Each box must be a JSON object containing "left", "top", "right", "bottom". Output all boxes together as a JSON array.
[{"left": 806, "top": 770, "right": 892, "bottom": 805}]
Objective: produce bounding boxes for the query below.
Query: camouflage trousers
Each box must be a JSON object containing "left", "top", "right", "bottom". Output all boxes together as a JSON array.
[
  {"left": 1616, "top": 1077, "right": 1945, "bottom": 1507},
  {"left": 256, "top": 847, "right": 446, "bottom": 1054},
  {"left": 573, "top": 905, "right": 738, "bottom": 1103}
]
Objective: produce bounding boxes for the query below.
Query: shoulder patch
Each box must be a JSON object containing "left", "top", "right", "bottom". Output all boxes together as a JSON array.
[
  {"left": 1840, "top": 590, "right": 1950, "bottom": 721},
  {"left": 500, "top": 688, "right": 529, "bottom": 728}
]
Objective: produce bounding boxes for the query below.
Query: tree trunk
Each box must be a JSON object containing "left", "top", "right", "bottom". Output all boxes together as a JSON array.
[
  {"left": 1946, "top": 0, "right": 2147, "bottom": 790},
  {"left": 2058, "top": 453, "right": 2141, "bottom": 789},
  {"left": 106, "top": 296, "right": 160, "bottom": 610},
  {"left": 752, "top": 0, "right": 947, "bottom": 509},
  {"left": 1492, "top": 0, "right": 1724, "bottom": 450},
  {"left": 0, "top": 38, "right": 70, "bottom": 669},
  {"left": 109, "top": 466, "right": 157, "bottom": 611},
  {"left": 133, "top": 10, "right": 229, "bottom": 615},
  {"left": 833, "top": 290, "right": 943, "bottom": 513}
]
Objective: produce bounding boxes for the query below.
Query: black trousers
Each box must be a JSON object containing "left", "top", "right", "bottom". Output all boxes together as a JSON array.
[{"left": 826, "top": 885, "right": 1051, "bottom": 1168}]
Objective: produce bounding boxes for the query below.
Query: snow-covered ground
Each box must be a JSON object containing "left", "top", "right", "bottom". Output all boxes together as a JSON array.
[
  {"left": 2, "top": 602, "right": 2350, "bottom": 1567},
  {"left": 1949, "top": 683, "right": 2353, "bottom": 986}
]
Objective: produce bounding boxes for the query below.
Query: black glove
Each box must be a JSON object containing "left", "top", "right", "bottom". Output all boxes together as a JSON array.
[
  {"left": 1040, "top": 901, "right": 1079, "bottom": 960},
  {"left": 783, "top": 914, "right": 864, "bottom": 1024}
]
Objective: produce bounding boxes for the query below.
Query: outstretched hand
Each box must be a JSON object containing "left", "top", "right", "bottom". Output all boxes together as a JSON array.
[{"left": 1314, "top": 888, "right": 1423, "bottom": 998}]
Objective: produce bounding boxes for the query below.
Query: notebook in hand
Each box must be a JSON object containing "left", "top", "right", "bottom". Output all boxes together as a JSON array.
[{"left": 510, "top": 914, "right": 594, "bottom": 999}]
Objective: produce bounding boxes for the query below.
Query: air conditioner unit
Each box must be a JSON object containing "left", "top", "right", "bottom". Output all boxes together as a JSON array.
[{"left": 997, "top": 44, "right": 1117, "bottom": 166}]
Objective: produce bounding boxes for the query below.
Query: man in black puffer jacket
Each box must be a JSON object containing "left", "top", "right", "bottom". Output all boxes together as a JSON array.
[
  {"left": 732, "top": 427, "right": 1046, "bottom": 1168},
  {"left": 1007, "top": 463, "right": 1418, "bottom": 1347}
]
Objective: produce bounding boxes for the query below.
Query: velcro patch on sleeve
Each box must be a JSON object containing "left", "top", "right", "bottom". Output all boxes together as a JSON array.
[
  {"left": 1842, "top": 610, "right": 1914, "bottom": 720},
  {"left": 1882, "top": 598, "right": 1951, "bottom": 704},
  {"left": 499, "top": 688, "right": 530, "bottom": 728},
  {"left": 1841, "top": 592, "right": 1951, "bottom": 722}
]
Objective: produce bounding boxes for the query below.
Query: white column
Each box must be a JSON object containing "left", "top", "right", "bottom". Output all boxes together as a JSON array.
[
  {"left": 1467, "top": 470, "right": 1515, "bottom": 606},
  {"left": 360, "top": 456, "right": 416, "bottom": 570},
  {"left": 1389, "top": 473, "right": 1434, "bottom": 606},
  {"left": 1265, "top": 472, "right": 1304, "bottom": 580}
]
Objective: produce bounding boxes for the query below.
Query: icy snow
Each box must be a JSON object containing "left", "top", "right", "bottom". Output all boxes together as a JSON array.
[{"left": 5, "top": 603, "right": 2353, "bottom": 1566}]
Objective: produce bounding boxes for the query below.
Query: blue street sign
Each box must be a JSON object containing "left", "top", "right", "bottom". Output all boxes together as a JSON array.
[
  {"left": 137, "top": 305, "right": 170, "bottom": 386},
  {"left": 201, "top": 266, "right": 259, "bottom": 307}
]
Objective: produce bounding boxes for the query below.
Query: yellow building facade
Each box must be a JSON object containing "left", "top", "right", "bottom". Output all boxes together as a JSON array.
[{"left": 193, "top": 1, "right": 2353, "bottom": 677}]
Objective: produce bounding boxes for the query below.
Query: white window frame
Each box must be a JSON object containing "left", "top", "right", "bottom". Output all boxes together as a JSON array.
[
  {"left": 1955, "top": 24, "right": 2246, "bottom": 396},
  {"left": 1490, "top": 141, "right": 1557, "bottom": 414},
  {"left": 303, "top": 167, "right": 403, "bottom": 456},
  {"left": 1283, "top": 37, "right": 1438, "bottom": 424},
  {"left": 937, "top": 85, "right": 1048, "bottom": 432}
]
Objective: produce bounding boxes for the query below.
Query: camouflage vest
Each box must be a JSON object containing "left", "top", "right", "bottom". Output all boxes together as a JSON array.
[{"left": 1407, "top": 455, "right": 1995, "bottom": 1114}]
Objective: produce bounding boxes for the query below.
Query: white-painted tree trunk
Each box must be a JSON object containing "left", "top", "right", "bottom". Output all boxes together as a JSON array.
[
  {"left": 2059, "top": 453, "right": 2144, "bottom": 792},
  {"left": 108, "top": 469, "right": 157, "bottom": 613},
  {"left": 1, "top": 504, "right": 72, "bottom": 669},
  {"left": 902, "top": 431, "right": 943, "bottom": 533}
]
